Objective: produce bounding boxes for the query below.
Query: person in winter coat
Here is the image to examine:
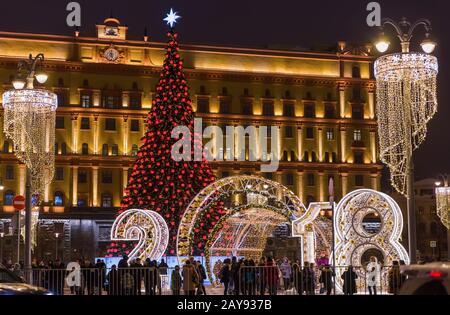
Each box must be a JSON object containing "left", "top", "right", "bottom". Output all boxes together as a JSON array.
[
  {"left": 342, "top": 266, "right": 358, "bottom": 295},
  {"left": 219, "top": 259, "right": 231, "bottom": 295},
  {"left": 279, "top": 258, "right": 292, "bottom": 291},
  {"left": 292, "top": 262, "right": 303, "bottom": 295},
  {"left": 171, "top": 265, "right": 182, "bottom": 295},
  {"left": 107, "top": 265, "right": 119, "bottom": 295},
  {"left": 266, "top": 257, "right": 279, "bottom": 295},
  {"left": 196, "top": 261, "right": 207, "bottom": 295},
  {"left": 143, "top": 259, "right": 157, "bottom": 295},
  {"left": 244, "top": 259, "right": 256, "bottom": 295},
  {"left": 388, "top": 261, "right": 402, "bottom": 295},
  {"left": 366, "top": 256, "right": 381, "bottom": 295},
  {"left": 319, "top": 264, "right": 335, "bottom": 295},
  {"left": 131, "top": 258, "right": 143, "bottom": 295},
  {"left": 182, "top": 260, "right": 199, "bottom": 295},
  {"left": 257, "top": 257, "right": 266, "bottom": 295}
]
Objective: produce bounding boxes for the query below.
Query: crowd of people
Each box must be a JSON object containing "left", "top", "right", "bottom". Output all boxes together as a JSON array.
[{"left": 1, "top": 253, "right": 408, "bottom": 295}]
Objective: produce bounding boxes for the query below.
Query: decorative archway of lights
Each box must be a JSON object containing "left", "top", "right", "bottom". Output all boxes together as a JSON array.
[
  {"left": 332, "top": 189, "right": 409, "bottom": 293},
  {"left": 111, "top": 209, "right": 169, "bottom": 263},
  {"left": 176, "top": 175, "right": 331, "bottom": 285}
]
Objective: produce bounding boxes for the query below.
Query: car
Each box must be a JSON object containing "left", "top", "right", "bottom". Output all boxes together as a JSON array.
[
  {"left": 0, "top": 265, "right": 51, "bottom": 295},
  {"left": 400, "top": 262, "right": 450, "bottom": 295}
]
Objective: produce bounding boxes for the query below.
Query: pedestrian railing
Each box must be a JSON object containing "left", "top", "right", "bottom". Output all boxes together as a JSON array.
[{"left": 17, "top": 265, "right": 406, "bottom": 295}]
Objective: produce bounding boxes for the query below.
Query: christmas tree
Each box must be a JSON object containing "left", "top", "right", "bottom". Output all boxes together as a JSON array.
[{"left": 109, "top": 26, "right": 224, "bottom": 257}]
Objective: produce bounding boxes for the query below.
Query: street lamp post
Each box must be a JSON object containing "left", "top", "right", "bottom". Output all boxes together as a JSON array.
[
  {"left": 374, "top": 18, "right": 438, "bottom": 264},
  {"left": 2, "top": 54, "right": 57, "bottom": 281},
  {"left": 0, "top": 232, "right": 4, "bottom": 263}
]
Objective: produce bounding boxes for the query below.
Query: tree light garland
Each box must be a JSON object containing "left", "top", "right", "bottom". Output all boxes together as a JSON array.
[
  {"left": 2, "top": 89, "right": 58, "bottom": 196},
  {"left": 435, "top": 186, "right": 450, "bottom": 230},
  {"left": 110, "top": 209, "right": 169, "bottom": 263},
  {"left": 375, "top": 53, "right": 438, "bottom": 196}
]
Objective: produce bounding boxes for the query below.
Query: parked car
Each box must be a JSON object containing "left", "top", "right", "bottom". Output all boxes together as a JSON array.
[
  {"left": 400, "top": 262, "right": 450, "bottom": 295},
  {"left": 0, "top": 264, "right": 51, "bottom": 295}
]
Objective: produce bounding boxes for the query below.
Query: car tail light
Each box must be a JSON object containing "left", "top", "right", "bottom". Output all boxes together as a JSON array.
[{"left": 429, "top": 271, "right": 443, "bottom": 278}]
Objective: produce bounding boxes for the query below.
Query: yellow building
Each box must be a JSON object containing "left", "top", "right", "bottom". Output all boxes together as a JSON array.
[{"left": 0, "top": 17, "right": 382, "bottom": 259}]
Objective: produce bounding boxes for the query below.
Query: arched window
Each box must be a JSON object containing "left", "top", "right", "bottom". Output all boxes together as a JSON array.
[
  {"left": 82, "top": 143, "right": 89, "bottom": 155},
  {"left": 54, "top": 191, "right": 64, "bottom": 206},
  {"left": 101, "top": 193, "right": 113, "bottom": 208},
  {"left": 3, "top": 140, "right": 9, "bottom": 153},
  {"left": 290, "top": 151, "right": 296, "bottom": 162},
  {"left": 55, "top": 143, "right": 59, "bottom": 155},
  {"left": 325, "top": 152, "right": 330, "bottom": 163},
  {"left": 304, "top": 151, "right": 309, "bottom": 162},
  {"left": 332, "top": 152, "right": 338, "bottom": 163},
  {"left": 311, "top": 152, "right": 317, "bottom": 163},
  {"left": 4, "top": 190, "right": 15, "bottom": 206},
  {"left": 61, "top": 143, "right": 67, "bottom": 155},
  {"left": 111, "top": 144, "right": 119, "bottom": 156},
  {"left": 282, "top": 151, "right": 288, "bottom": 161},
  {"left": 102, "top": 144, "right": 109, "bottom": 156}
]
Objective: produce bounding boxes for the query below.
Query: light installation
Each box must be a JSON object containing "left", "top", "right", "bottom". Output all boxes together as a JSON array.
[
  {"left": 111, "top": 209, "right": 169, "bottom": 263},
  {"left": 176, "top": 175, "right": 330, "bottom": 284},
  {"left": 436, "top": 186, "right": 450, "bottom": 230},
  {"left": 2, "top": 88, "right": 57, "bottom": 196},
  {"left": 332, "top": 189, "right": 409, "bottom": 292}
]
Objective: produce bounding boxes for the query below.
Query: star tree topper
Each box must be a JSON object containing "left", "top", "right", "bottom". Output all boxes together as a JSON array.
[{"left": 164, "top": 8, "right": 181, "bottom": 28}]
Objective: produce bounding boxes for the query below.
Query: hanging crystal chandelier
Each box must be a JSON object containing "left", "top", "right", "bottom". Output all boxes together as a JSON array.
[
  {"left": 374, "top": 18, "right": 438, "bottom": 196},
  {"left": 2, "top": 54, "right": 58, "bottom": 197},
  {"left": 435, "top": 176, "right": 450, "bottom": 230}
]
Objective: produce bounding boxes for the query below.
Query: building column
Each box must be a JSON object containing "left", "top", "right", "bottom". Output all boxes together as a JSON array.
[
  {"left": 71, "top": 114, "right": 79, "bottom": 154},
  {"left": 296, "top": 172, "right": 304, "bottom": 202},
  {"left": 276, "top": 126, "right": 281, "bottom": 162},
  {"left": 122, "top": 167, "right": 128, "bottom": 196},
  {"left": 368, "top": 89, "right": 375, "bottom": 119},
  {"left": 123, "top": 116, "right": 129, "bottom": 156},
  {"left": 44, "top": 184, "right": 50, "bottom": 203},
  {"left": 297, "top": 127, "right": 303, "bottom": 161},
  {"left": 92, "top": 167, "right": 99, "bottom": 207},
  {"left": 274, "top": 172, "right": 283, "bottom": 200},
  {"left": 370, "top": 130, "right": 377, "bottom": 163},
  {"left": 72, "top": 166, "right": 78, "bottom": 206},
  {"left": 341, "top": 173, "right": 348, "bottom": 197},
  {"left": 339, "top": 83, "right": 346, "bottom": 118},
  {"left": 340, "top": 128, "right": 347, "bottom": 163},
  {"left": 371, "top": 173, "right": 379, "bottom": 191},
  {"left": 318, "top": 172, "right": 325, "bottom": 202},
  {"left": 18, "top": 164, "right": 26, "bottom": 196},
  {"left": 93, "top": 115, "right": 99, "bottom": 155},
  {"left": 318, "top": 127, "right": 324, "bottom": 162}
]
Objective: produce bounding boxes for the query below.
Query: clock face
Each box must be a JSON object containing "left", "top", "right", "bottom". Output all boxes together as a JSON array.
[
  {"left": 104, "top": 48, "right": 119, "bottom": 62},
  {"left": 105, "top": 27, "right": 119, "bottom": 36}
]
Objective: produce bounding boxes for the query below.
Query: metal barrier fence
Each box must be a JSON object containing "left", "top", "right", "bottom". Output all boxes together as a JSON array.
[{"left": 17, "top": 265, "right": 406, "bottom": 295}]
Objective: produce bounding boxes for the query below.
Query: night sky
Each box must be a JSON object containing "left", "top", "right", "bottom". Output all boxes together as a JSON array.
[{"left": 0, "top": 0, "right": 448, "bottom": 183}]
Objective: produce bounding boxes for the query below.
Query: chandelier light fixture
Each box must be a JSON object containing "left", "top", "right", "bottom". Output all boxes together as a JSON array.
[{"left": 435, "top": 175, "right": 450, "bottom": 230}]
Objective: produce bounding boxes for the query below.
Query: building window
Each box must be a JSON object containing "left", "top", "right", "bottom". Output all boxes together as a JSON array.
[
  {"left": 102, "top": 194, "right": 113, "bottom": 208},
  {"left": 264, "top": 89, "right": 271, "bottom": 98},
  {"left": 56, "top": 116, "right": 65, "bottom": 129},
  {"left": 311, "top": 152, "right": 317, "bottom": 162},
  {"left": 304, "top": 151, "right": 309, "bottom": 161},
  {"left": 129, "top": 94, "right": 142, "bottom": 109},
  {"left": 430, "top": 222, "right": 438, "bottom": 236},
  {"left": 355, "top": 175, "right": 364, "bottom": 186},
  {"left": 55, "top": 90, "right": 68, "bottom": 106},
  {"left": 80, "top": 117, "right": 90, "bottom": 130},
  {"left": 102, "top": 144, "right": 109, "bottom": 156},
  {"left": 306, "top": 127, "right": 314, "bottom": 139},
  {"left": 3, "top": 141, "right": 10, "bottom": 153},
  {"left": 262, "top": 101, "right": 274, "bottom": 116},
  {"left": 352, "top": 104, "right": 364, "bottom": 119},
  {"left": 78, "top": 171, "right": 88, "bottom": 183},
  {"left": 130, "top": 120, "right": 140, "bottom": 132},
  {"left": 54, "top": 191, "right": 64, "bottom": 206},
  {"left": 352, "top": 65, "right": 361, "bottom": 78},
  {"left": 131, "top": 144, "right": 138, "bottom": 157},
  {"left": 332, "top": 152, "right": 338, "bottom": 163},
  {"left": 82, "top": 143, "right": 89, "bottom": 155},
  {"left": 55, "top": 143, "right": 59, "bottom": 155},
  {"left": 102, "top": 171, "right": 113, "bottom": 184},
  {"left": 197, "top": 98, "right": 209, "bottom": 113},
  {"left": 61, "top": 143, "right": 67, "bottom": 155},
  {"left": 5, "top": 165, "right": 14, "bottom": 180},
  {"left": 111, "top": 144, "right": 119, "bottom": 156},
  {"left": 102, "top": 94, "right": 121, "bottom": 109},
  {"left": 353, "top": 129, "right": 362, "bottom": 141},
  {"left": 219, "top": 99, "right": 231, "bottom": 114},
  {"left": 325, "top": 152, "right": 330, "bottom": 163},
  {"left": 307, "top": 174, "right": 315, "bottom": 186},
  {"left": 286, "top": 174, "right": 294, "bottom": 186},
  {"left": 200, "top": 85, "right": 207, "bottom": 94},
  {"left": 242, "top": 100, "right": 253, "bottom": 115},
  {"left": 326, "top": 129, "right": 334, "bottom": 141},
  {"left": 354, "top": 152, "right": 364, "bottom": 164},
  {"left": 77, "top": 197, "right": 87, "bottom": 207},
  {"left": 221, "top": 87, "right": 228, "bottom": 95},
  {"left": 80, "top": 94, "right": 92, "bottom": 108},
  {"left": 283, "top": 103, "right": 295, "bottom": 117},
  {"left": 105, "top": 118, "right": 116, "bottom": 131},
  {"left": 324, "top": 103, "right": 335, "bottom": 119},
  {"left": 55, "top": 167, "right": 64, "bottom": 181},
  {"left": 264, "top": 173, "right": 273, "bottom": 180},
  {"left": 222, "top": 171, "right": 230, "bottom": 178},
  {"left": 285, "top": 126, "right": 294, "bottom": 138},
  {"left": 4, "top": 190, "right": 15, "bottom": 205},
  {"left": 304, "top": 103, "right": 316, "bottom": 118}
]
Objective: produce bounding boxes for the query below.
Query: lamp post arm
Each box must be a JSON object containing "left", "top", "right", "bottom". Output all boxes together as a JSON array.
[
  {"left": 381, "top": 18, "right": 405, "bottom": 43},
  {"left": 407, "top": 19, "right": 432, "bottom": 40}
]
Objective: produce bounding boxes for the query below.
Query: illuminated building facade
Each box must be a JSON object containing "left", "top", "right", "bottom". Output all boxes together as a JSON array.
[{"left": 0, "top": 17, "right": 382, "bottom": 260}]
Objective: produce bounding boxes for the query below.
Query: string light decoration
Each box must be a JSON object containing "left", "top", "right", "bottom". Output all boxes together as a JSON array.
[
  {"left": 436, "top": 186, "right": 450, "bottom": 230},
  {"left": 2, "top": 89, "right": 58, "bottom": 196},
  {"left": 332, "top": 189, "right": 409, "bottom": 293},
  {"left": 110, "top": 209, "right": 169, "bottom": 263},
  {"left": 375, "top": 53, "right": 438, "bottom": 195}
]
